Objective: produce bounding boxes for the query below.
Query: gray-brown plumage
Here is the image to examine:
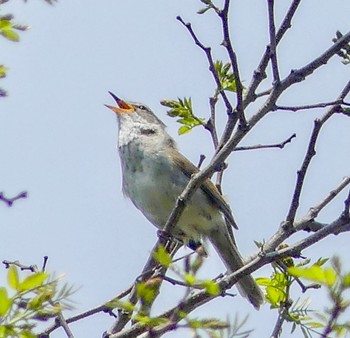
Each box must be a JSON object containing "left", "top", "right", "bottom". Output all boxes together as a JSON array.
[{"left": 106, "top": 92, "right": 264, "bottom": 309}]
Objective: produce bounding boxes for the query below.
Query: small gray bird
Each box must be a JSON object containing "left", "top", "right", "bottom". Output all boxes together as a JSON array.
[{"left": 106, "top": 92, "right": 263, "bottom": 309}]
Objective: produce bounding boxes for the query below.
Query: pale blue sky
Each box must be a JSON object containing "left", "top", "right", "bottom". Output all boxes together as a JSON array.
[{"left": 1, "top": 1, "right": 350, "bottom": 337}]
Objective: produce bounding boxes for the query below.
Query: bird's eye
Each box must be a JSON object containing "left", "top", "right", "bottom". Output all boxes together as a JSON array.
[
  {"left": 140, "top": 128, "right": 156, "bottom": 135},
  {"left": 138, "top": 105, "right": 146, "bottom": 110}
]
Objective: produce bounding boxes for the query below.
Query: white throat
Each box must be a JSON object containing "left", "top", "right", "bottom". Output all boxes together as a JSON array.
[{"left": 117, "top": 113, "right": 164, "bottom": 149}]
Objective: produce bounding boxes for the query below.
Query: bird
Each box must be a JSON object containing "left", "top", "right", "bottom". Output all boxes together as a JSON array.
[{"left": 105, "top": 92, "right": 264, "bottom": 309}]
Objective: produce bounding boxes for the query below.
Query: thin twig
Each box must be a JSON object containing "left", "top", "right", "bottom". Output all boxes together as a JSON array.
[
  {"left": 205, "top": 32, "right": 350, "bottom": 208},
  {"left": 219, "top": 0, "right": 247, "bottom": 128},
  {"left": 265, "top": 176, "right": 350, "bottom": 252},
  {"left": 107, "top": 238, "right": 181, "bottom": 335},
  {"left": 286, "top": 81, "right": 350, "bottom": 224},
  {"left": 302, "top": 176, "right": 350, "bottom": 221},
  {"left": 110, "top": 215, "right": 350, "bottom": 338},
  {"left": 343, "top": 188, "right": 350, "bottom": 215},
  {"left": 267, "top": 0, "right": 280, "bottom": 83},
  {"left": 2, "top": 260, "right": 38, "bottom": 272},
  {"left": 244, "top": 0, "right": 302, "bottom": 106},
  {"left": 162, "top": 275, "right": 203, "bottom": 289},
  {"left": 177, "top": 14, "right": 240, "bottom": 156},
  {"left": 207, "top": 95, "right": 225, "bottom": 188},
  {"left": 275, "top": 99, "right": 348, "bottom": 112},
  {"left": 176, "top": 16, "right": 233, "bottom": 116},
  {"left": 56, "top": 312, "right": 74, "bottom": 338},
  {"left": 320, "top": 302, "right": 343, "bottom": 338},
  {"left": 197, "top": 154, "right": 206, "bottom": 169},
  {"left": 207, "top": 96, "right": 219, "bottom": 148},
  {"left": 39, "top": 287, "right": 133, "bottom": 336},
  {"left": 255, "top": 88, "right": 273, "bottom": 98},
  {"left": 234, "top": 133, "right": 296, "bottom": 151},
  {"left": 0, "top": 191, "right": 28, "bottom": 207},
  {"left": 270, "top": 307, "right": 287, "bottom": 338}
]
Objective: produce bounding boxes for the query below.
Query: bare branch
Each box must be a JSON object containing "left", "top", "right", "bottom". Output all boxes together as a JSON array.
[
  {"left": 39, "top": 288, "right": 133, "bottom": 337},
  {"left": 234, "top": 133, "right": 296, "bottom": 151},
  {"left": 265, "top": 176, "right": 350, "bottom": 251},
  {"left": 343, "top": 188, "right": 350, "bottom": 216},
  {"left": 107, "top": 193, "right": 350, "bottom": 338},
  {"left": 219, "top": 0, "right": 247, "bottom": 128},
  {"left": 206, "top": 96, "right": 219, "bottom": 148},
  {"left": 301, "top": 176, "right": 350, "bottom": 222},
  {"left": 0, "top": 191, "right": 27, "bottom": 207},
  {"left": 286, "top": 81, "right": 350, "bottom": 224},
  {"left": 267, "top": 0, "right": 280, "bottom": 83},
  {"left": 176, "top": 16, "right": 233, "bottom": 116},
  {"left": 3, "top": 259, "right": 38, "bottom": 272},
  {"left": 107, "top": 238, "right": 181, "bottom": 335},
  {"left": 280, "top": 31, "right": 350, "bottom": 91},
  {"left": 56, "top": 312, "right": 74, "bottom": 338},
  {"left": 275, "top": 99, "right": 348, "bottom": 112},
  {"left": 110, "top": 215, "right": 350, "bottom": 338},
  {"left": 270, "top": 307, "right": 288, "bottom": 338},
  {"left": 197, "top": 154, "right": 206, "bottom": 169},
  {"left": 244, "top": 0, "right": 302, "bottom": 106},
  {"left": 320, "top": 303, "right": 343, "bottom": 338}
]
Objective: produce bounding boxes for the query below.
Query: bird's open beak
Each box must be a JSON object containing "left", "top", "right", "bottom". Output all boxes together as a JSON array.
[{"left": 105, "top": 92, "right": 135, "bottom": 114}]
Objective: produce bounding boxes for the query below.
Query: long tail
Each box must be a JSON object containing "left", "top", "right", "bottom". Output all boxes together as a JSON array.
[{"left": 209, "top": 227, "right": 264, "bottom": 310}]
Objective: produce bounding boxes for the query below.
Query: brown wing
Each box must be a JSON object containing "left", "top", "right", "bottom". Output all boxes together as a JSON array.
[{"left": 169, "top": 148, "right": 238, "bottom": 230}]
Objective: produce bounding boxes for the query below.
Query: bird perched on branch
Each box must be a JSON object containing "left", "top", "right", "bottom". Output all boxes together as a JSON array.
[{"left": 105, "top": 92, "right": 264, "bottom": 309}]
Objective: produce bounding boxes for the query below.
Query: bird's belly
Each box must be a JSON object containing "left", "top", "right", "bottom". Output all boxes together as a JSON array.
[{"left": 121, "top": 151, "right": 221, "bottom": 240}]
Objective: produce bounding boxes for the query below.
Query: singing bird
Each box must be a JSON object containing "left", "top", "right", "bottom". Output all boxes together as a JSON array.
[{"left": 106, "top": 92, "right": 263, "bottom": 309}]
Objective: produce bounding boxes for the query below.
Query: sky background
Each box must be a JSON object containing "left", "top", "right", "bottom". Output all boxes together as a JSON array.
[{"left": 1, "top": 0, "right": 350, "bottom": 337}]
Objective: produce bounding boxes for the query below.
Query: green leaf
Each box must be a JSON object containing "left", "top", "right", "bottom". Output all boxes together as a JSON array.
[
  {"left": 314, "top": 257, "right": 329, "bottom": 267},
  {"left": 266, "top": 285, "right": 285, "bottom": 307},
  {"left": 201, "top": 280, "right": 220, "bottom": 296},
  {"left": 197, "top": 7, "right": 211, "bottom": 14},
  {"left": 136, "top": 282, "right": 157, "bottom": 304},
  {"left": 214, "top": 60, "right": 239, "bottom": 93},
  {"left": 178, "top": 125, "right": 192, "bottom": 135},
  {"left": 0, "top": 20, "right": 11, "bottom": 30},
  {"left": 184, "top": 273, "right": 196, "bottom": 286},
  {"left": 306, "top": 321, "right": 325, "bottom": 329},
  {"left": 106, "top": 298, "right": 135, "bottom": 312},
  {"left": 288, "top": 266, "right": 336, "bottom": 286},
  {"left": 256, "top": 277, "right": 273, "bottom": 286},
  {"left": 8, "top": 266, "right": 19, "bottom": 290},
  {"left": 18, "top": 272, "right": 48, "bottom": 292},
  {"left": 0, "top": 65, "right": 7, "bottom": 78},
  {"left": 133, "top": 315, "right": 168, "bottom": 327},
  {"left": 1, "top": 28, "right": 20, "bottom": 42},
  {"left": 324, "top": 268, "right": 336, "bottom": 286},
  {"left": 153, "top": 245, "right": 172, "bottom": 268},
  {"left": 342, "top": 273, "right": 350, "bottom": 286},
  {"left": 160, "top": 97, "right": 205, "bottom": 135},
  {"left": 187, "top": 318, "right": 229, "bottom": 330},
  {"left": 0, "top": 287, "right": 12, "bottom": 316}
]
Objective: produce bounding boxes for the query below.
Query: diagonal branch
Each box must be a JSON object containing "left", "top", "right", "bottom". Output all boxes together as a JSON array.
[
  {"left": 110, "top": 214, "right": 350, "bottom": 338},
  {"left": 107, "top": 238, "right": 181, "bottom": 335},
  {"left": 286, "top": 80, "right": 350, "bottom": 224},
  {"left": 176, "top": 16, "right": 233, "bottom": 117},
  {"left": 267, "top": 0, "right": 280, "bottom": 83},
  {"left": 244, "top": 0, "right": 302, "bottom": 106},
  {"left": 265, "top": 176, "right": 350, "bottom": 252},
  {"left": 219, "top": 0, "right": 246, "bottom": 128}
]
